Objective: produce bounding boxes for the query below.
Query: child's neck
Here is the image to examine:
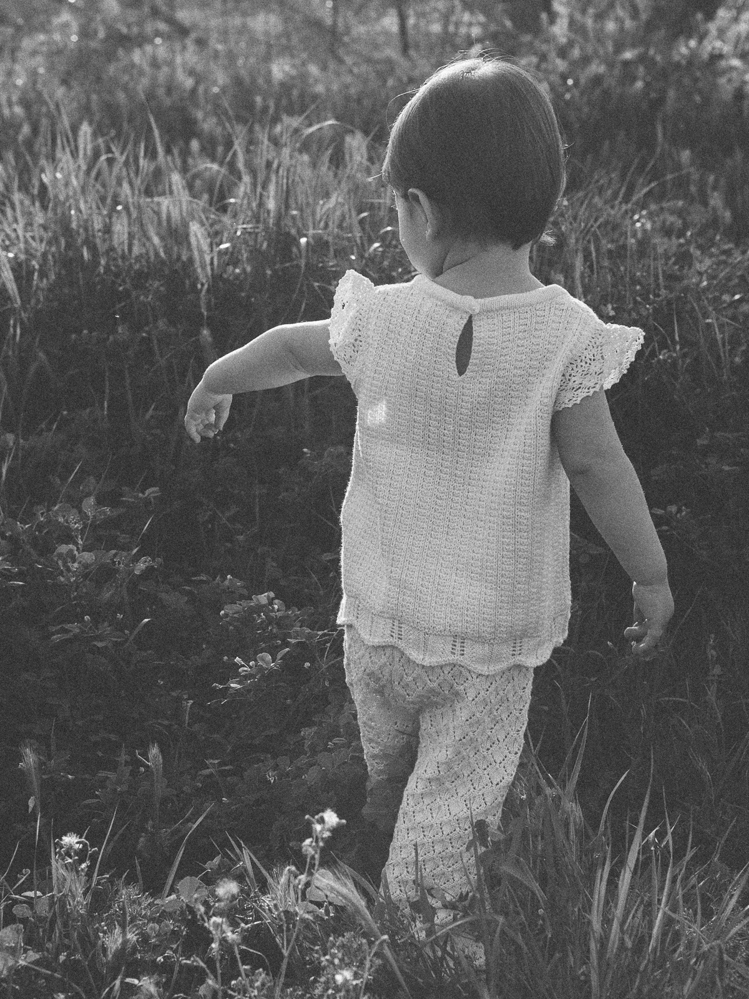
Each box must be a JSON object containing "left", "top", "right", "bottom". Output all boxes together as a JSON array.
[{"left": 428, "top": 240, "right": 542, "bottom": 298}]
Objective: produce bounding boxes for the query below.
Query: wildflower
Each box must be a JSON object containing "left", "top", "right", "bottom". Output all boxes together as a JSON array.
[
  {"left": 308, "top": 809, "right": 345, "bottom": 840},
  {"left": 320, "top": 809, "right": 343, "bottom": 831},
  {"left": 302, "top": 809, "right": 346, "bottom": 860},
  {"left": 301, "top": 838, "right": 316, "bottom": 859},
  {"left": 334, "top": 968, "right": 356, "bottom": 986},
  {"left": 209, "top": 916, "right": 240, "bottom": 948},
  {"left": 58, "top": 833, "right": 86, "bottom": 857},
  {"left": 214, "top": 878, "right": 240, "bottom": 902}
]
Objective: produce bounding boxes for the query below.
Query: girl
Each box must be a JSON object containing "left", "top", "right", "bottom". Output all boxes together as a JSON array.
[{"left": 185, "top": 56, "right": 674, "bottom": 938}]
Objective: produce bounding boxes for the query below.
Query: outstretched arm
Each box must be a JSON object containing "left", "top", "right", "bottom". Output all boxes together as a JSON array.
[
  {"left": 552, "top": 390, "right": 674, "bottom": 656},
  {"left": 185, "top": 320, "right": 341, "bottom": 442}
]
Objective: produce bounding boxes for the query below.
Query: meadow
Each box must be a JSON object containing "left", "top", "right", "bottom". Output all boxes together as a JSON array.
[{"left": 0, "top": 0, "right": 748, "bottom": 995}]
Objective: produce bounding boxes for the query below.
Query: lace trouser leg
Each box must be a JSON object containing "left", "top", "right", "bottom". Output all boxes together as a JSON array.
[
  {"left": 343, "top": 628, "right": 420, "bottom": 835},
  {"left": 343, "top": 626, "right": 534, "bottom": 908}
]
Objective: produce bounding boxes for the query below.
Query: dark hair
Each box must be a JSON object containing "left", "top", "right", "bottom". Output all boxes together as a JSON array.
[{"left": 382, "top": 56, "right": 566, "bottom": 249}]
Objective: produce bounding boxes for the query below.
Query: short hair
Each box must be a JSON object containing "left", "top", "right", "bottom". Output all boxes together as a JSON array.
[{"left": 382, "top": 56, "right": 566, "bottom": 250}]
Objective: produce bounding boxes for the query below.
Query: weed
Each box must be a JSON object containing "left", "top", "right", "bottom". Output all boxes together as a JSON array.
[{"left": 0, "top": 5, "right": 748, "bottom": 995}]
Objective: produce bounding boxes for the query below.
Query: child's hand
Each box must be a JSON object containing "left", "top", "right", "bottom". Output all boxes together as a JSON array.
[
  {"left": 624, "top": 580, "right": 674, "bottom": 657},
  {"left": 184, "top": 383, "right": 232, "bottom": 443}
]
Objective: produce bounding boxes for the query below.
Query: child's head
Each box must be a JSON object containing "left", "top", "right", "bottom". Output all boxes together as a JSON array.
[{"left": 382, "top": 56, "right": 565, "bottom": 250}]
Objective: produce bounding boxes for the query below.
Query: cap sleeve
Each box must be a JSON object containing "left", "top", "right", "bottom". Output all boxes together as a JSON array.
[
  {"left": 553, "top": 318, "right": 644, "bottom": 411},
  {"left": 329, "top": 269, "right": 376, "bottom": 385}
]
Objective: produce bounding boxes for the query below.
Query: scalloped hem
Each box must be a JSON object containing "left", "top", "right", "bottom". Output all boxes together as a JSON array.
[{"left": 337, "top": 597, "right": 568, "bottom": 674}]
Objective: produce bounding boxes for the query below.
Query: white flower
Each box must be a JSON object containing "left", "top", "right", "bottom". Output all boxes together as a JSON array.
[
  {"left": 214, "top": 878, "right": 240, "bottom": 902},
  {"left": 58, "top": 833, "right": 85, "bottom": 855},
  {"left": 320, "top": 809, "right": 344, "bottom": 831}
]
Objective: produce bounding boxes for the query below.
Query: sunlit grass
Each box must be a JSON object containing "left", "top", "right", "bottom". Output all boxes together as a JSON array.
[
  {"left": 0, "top": 109, "right": 747, "bottom": 436},
  {"left": 1, "top": 14, "right": 749, "bottom": 996},
  {"left": 3, "top": 737, "right": 748, "bottom": 997},
  {"left": 0, "top": 111, "right": 393, "bottom": 431}
]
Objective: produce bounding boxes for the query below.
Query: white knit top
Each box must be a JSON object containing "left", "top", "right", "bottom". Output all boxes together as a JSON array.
[{"left": 328, "top": 270, "right": 644, "bottom": 673}]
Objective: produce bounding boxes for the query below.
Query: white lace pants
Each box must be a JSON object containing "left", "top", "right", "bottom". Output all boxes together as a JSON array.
[{"left": 343, "top": 626, "right": 534, "bottom": 908}]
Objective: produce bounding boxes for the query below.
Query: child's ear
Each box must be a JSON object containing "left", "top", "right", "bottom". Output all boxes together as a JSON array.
[{"left": 407, "top": 188, "right": 446, "bottom": 239}]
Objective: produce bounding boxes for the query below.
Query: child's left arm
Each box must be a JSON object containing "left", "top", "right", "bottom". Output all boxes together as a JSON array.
[
  {"left": 185, "top": 320, "right": 341, "bottom": 442},
  {"left": 552, "top": 389, "right": 674, "bottom": 656}
]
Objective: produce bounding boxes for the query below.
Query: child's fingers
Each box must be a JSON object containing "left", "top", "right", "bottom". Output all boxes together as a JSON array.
[
  {"left": 624, "top": 605, "right": 651, "bottom": 654},
  {"left": 185, "top": 392, "right": 231, "bottom": 440},
  {"left": 624, "top": 617, "right": 665, "bottom": 657},
  {"left": 625, "top": 627, "right": 653, "bottom": 654},
  {"left": 624, "top": 601, "right": 646, "bottom": 635},
  {"left": 197, "top": 418, "right": 219, "bottom": 438},
  {"left": 184, "top": 417, "right": 202, "bottom": 443},
  {"left": 631, "top": 635, "right": 659, "bottom": 656},
  {"left": 213, "top": 397, "right": 232, "bottom": 430},
  {"left": 185, "top": 411, "right": 217, "bottom": 442}
]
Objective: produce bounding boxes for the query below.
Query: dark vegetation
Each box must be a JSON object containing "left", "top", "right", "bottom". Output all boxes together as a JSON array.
[{"left": 0, "top": 1, "right": 748, "bottom": 995}]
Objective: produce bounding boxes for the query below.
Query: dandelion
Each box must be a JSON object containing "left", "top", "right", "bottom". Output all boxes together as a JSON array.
[
  {"left": 58, "top": 833, "right": 85, "bottom": 854},
  {"left": 214, "top": 878, "right": 240, "bottom": 902},
  {"left": 209, "top": 915, "right": 240, "bottom": 950},
  {"left": 302, "top": 809, "right": 346, "bottom": 861},
  {"left": 56, "top": 834, "right": 92, "bottom": 878}
]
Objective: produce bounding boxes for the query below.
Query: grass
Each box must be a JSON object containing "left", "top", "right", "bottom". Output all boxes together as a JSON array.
[
  {"left": 0, "top": 111, "right": 390, "bottom": 434},
  {"left": 1, "top": 3, "right": 749, "bottom": 995},
  {"left": 1, "top": 109, "right": 748, "bottom": 994},
  {"left": 2, "top": 737, "right": 748, "bottom": 998},
  {"left": 1, "top": 111, "right": 747, "bottom": 436}
]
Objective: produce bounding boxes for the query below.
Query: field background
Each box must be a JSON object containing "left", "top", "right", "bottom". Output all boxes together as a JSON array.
[{"left": 0, "top": 1, "right": 748, "bottom": 996}]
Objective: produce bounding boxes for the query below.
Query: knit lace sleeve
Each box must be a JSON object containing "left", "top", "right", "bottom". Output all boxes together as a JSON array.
[
  {"left": 553, "top": 318, "right": 644, "bottom": 411},
  {"left": 329, "top": 269, "right": 376, "bottom": 384}
]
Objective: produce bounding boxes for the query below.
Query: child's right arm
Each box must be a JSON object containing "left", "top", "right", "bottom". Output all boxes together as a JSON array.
[
  {"left": 552, "top": 389, "right": 674, "bottom": 657},
  {"left": 184, "top": 320, "right": 341, "bottom": 442}
]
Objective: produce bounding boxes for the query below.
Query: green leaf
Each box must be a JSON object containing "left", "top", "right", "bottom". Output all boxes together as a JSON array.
[
  {"left": 0, "top": 923, "right": 23, "bottom": 952},
  {"left": 176, "top": 875, "right": 208, "bottom": 905}
]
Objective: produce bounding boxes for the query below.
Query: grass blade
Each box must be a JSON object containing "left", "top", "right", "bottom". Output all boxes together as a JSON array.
[{"left": 160, "top": 804, "right": 213, "bottom": 901}]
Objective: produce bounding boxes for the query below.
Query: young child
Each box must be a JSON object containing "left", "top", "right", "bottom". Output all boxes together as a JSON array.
[{"left": 185, "top": 56, "right": 673, "bottom": 930}]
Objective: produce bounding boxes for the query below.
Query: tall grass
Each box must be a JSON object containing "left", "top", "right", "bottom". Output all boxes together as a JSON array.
[
  {"left": 0, "top": 112, "right": 391, "bottom": 432},
  {"left": 319, "top": 735, "right": 749, "bottom": 998},
  {"left": 1, "top": 12, "right": 749, "bottom": 994},
  {"left": 1, "top": 110, "right": 747, "bottom": 433},
  {"left": 3, "top": 739, "right": 748, "bottom": 997},
  {"left": 535, "top": 167, "right": 749, "bottom": 413},
  {"left": 1, "top": 114, "right": 748, "bottom": 865}
]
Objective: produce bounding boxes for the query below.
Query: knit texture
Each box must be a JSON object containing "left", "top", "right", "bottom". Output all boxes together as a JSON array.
[
  {"left": 329, "top": 270, "right": 644, "bottom": 672},
  {"left": 343, "top": 626, "right": 534, "bottom": 906}
]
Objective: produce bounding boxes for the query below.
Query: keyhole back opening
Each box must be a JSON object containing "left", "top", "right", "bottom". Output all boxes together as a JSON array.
[{"left": 455, "top": 316, "right": 473, "bottom": 376}]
